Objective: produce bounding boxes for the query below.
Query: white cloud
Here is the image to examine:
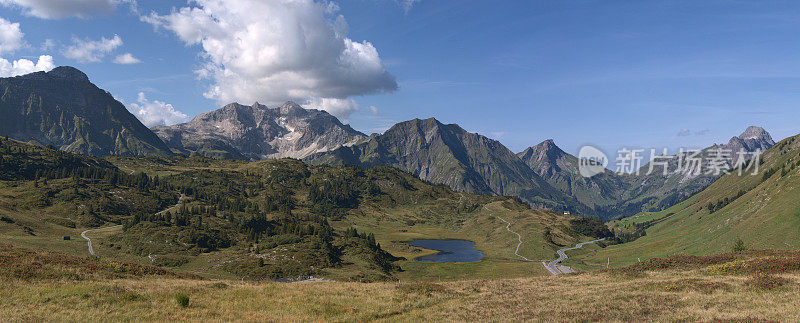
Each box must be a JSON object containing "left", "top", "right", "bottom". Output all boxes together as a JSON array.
[
  {"left": 113, "top": 52, "right": 140, "bottom": 64},
  {"left": 63, "top": 34, "right": 122, "bottom": 62},
  {"left": 0, "top": 17, "right": 24, "bottom": 54},
  {"left": 125, "top": 92, "right": 187, "bottom": 127},
  {"left": 306, "top": 97, "right": 377, "bottom": 120},
  {"left": 144, "top": 0, "right": 396, "bottom": 119},
  {"left": 398, "top": 0, "right": 420, "bottom": 12},
  {"left": 0, "top": 55, "right": 55, "bottom": 76},
  {"left": 0, "top": 0, "right": 135, "bottom": 19},
  {"left": 40, "top": 38, "right": 55, "bottom": 51},
  {"left": 676, "top": 128, "right": 711, "bottom": 137}
]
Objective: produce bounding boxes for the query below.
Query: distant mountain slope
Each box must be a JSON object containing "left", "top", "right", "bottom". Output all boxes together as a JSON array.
[
  {"left": 518, "top": 127, "right": 774, "bottom": 220},
  {"left": 592, "top": 132, "right": 800, "bottom": 266},
  {"left": 0, "top": 67, "right": 172, "bottom": 157},
  {"left": 617, "top": 126, "right": 775, "bottom": 218},
  {"left": 306, "top": 117, "right": 593, "bottom": 213},
  {"left": 518, "top": 139, "right": 627, "bottom": 210},
  {"left": 152, "top": 101, "right": 367, "bottom": 160}
]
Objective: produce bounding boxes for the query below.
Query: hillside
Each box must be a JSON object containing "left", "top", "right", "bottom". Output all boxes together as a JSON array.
[
  {"left": 586, "top": 132, "right": 800, "bottom": 267},
  {"left": 0, "top": 67, "right": 172, "bottom": 157},
  {"left": 0, "top": 137, "right": 591, "bottom": 281}
]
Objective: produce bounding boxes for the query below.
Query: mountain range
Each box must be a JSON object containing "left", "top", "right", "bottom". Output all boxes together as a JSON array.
[
  {"left": 152, "top": 101, "right": 367, "bottom": 160},
  {"left": 0, "top": 66, "right": 776, "bottom": 220},
  {"left": 516, "top": 127, "right": 774, "bottom": 220},
  {"left": 304, "top": 117, "right": 592, "bottom": 213}
]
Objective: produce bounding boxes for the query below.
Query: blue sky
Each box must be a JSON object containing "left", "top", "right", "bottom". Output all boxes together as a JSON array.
[{"left": 0, "top": 0, "right": 799, "bottom": 158}]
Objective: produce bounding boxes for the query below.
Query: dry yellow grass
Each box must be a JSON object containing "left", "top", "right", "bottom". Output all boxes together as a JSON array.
[{"left": 2, "top": 268, "right": 798, "bottom": 321}]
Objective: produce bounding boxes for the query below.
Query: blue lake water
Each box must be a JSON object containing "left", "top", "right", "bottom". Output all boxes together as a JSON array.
[{"left": 406, "top": 239, "right": 484, "bottom": 263}]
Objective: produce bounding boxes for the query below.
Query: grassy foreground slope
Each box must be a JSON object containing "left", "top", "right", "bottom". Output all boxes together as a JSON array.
[
  {"left": 588, "top": 134, "right": 800, "bottom": 267},
  {"left": 3, "top": 244, "right": 800, "bottom": 321}
]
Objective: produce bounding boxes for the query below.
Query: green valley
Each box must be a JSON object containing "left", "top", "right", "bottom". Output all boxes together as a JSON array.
[{"left": 0, "top": 137, "right": 597, "bottom": 282}]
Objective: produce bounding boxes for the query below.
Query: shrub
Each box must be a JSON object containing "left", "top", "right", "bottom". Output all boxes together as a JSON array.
[
  {"left": 733, "top": 238, "right": 747, "bottom": 252},
  {"left": 569, "top": 217, "right": 613, "bottom": 239},
  {"left": 175, "top": 293, "right": 190, "bottom": 307},
  {"left": 746, "top": 273, "right": 792, "bottom": 290}
]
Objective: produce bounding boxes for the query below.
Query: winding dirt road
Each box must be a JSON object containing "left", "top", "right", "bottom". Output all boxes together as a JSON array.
[
  {"left": 81, "top": 194, "right": 185, "bottom": 256},
  {"left": 81, "top": 225, "right": 122, "bottom": 256},
  {"left": 496, "top": 216, "right": 531, "bottom": 262}
]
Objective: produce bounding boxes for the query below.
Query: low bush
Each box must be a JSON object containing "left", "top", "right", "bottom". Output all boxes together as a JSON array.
[
  {"left": 706, "top": 257, "right": 800, "bottom": 276},
  {"left": 651, "top": 279, "right": 730, "bottom": 294},
  {"left": 175, "top": 293, "right": 190, "bottom": 307},
  {"left": 746, "top": 273, "right": 792, "bottom": 291}
]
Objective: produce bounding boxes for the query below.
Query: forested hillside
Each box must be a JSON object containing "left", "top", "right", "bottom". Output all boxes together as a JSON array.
[{"left": 0, "top": 138, "right": 589, "bottom": 281}]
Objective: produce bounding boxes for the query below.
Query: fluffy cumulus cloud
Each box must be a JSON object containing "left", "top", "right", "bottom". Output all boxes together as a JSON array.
[
  {"left": 144, "top": 0, "right": 396, "bottom": 118},
  {"left": 113, "top": 52, "right": 140, "bottom": 64},
  {"left": 125, "top": 92, "right": 187, "bottom": 127},
  {"left": 0, "top": 17, "right": 24, "bottom": 54},
  {"left": 0, "top": 55, "right": 55, "bottom": 76},
  {"left": 63, "top": 34, "right": 122, "bottom": 62},
  {"left": 0, "top": 0, "right": 134, "bottom": 19}
]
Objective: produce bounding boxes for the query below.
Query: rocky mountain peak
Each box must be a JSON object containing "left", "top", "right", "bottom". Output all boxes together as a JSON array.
[
  {"left": 412, "top": 117, "right": 443, "bottom": 128},
  {"left": 279, "top": 101, "right": 305, "bottom": 115},
  {"left": 519, "top": 139, "right": 567, "bottom": 163},
  {"left": 153, "top": 101, "right": 367, "bottom": 160},
  {"left": 22, "top": 66, "right": 90, "bottom": 83},
  {"left": 536, "top": 139, "right": 562, "bottom": 154},
  {"left": 738, "top": 126, "right": 773, "bottom": 143},
  {"left": 724, "top": 126, "right": 775, "bottom": 159}
]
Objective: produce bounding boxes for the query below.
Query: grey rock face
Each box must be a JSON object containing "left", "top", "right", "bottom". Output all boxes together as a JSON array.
[
  {"left": 724, "top": 126, "right": 774, "bottom": 165},
  {"left": 306, "top": 118, "right": 595, "bottom": 214},
  {"left": 152, "top": 101, "right": 367, "bottom": 160},
  {"left": 518, "top": 139, "right": 626, "bottom": 212},
  {"left": 0, "top": 66, "right": 172, "bottom": 157}
]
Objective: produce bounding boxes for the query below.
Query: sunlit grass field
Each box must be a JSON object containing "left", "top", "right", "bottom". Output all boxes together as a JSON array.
[{"left": 3, "top": 245, "right": 800, "bottom": 321}]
